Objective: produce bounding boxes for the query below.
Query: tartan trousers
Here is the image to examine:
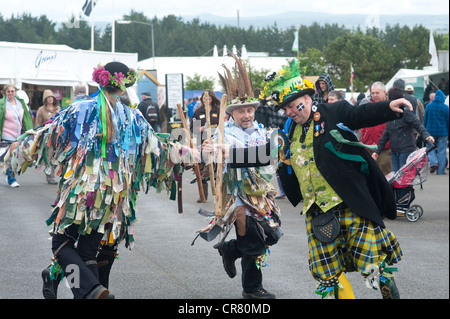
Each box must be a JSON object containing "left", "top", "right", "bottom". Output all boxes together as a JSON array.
[{"left": 305, "top": 206, "right": 403, "bottom": 281}]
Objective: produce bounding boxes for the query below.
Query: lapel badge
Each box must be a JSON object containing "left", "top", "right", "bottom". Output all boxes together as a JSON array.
[
  {"left": 313, "top": 112, "right": 321, "bottom": 121},
  {"left": 320, "top": 122, "right": 325, "bottom": 134}
]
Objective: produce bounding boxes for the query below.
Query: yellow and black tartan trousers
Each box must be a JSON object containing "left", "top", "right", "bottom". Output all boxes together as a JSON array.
[{"left": 306, "top": 206, "right": 403, "bottom": 280}]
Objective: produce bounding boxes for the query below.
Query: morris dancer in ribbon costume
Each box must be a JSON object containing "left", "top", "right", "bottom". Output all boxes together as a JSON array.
[
  {"left": 1, "top": 62, "right": 194, "bottom": 299},
  {"left": 201, "top": 54, "right": 282, "bottom": 299},
  {"left": 260, "top": 59, "right": 407, "bottom": 299}
]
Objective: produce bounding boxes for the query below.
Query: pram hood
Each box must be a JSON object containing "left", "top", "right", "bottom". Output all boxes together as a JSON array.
[{"left": 386, "top": 147, "right": 430, "bottom": 187}]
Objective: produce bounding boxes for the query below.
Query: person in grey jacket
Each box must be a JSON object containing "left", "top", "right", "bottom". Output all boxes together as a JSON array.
[
  {"left": 372, "top": 87, "right": 434, "bottom": 172},
  {"left": 312, "top": 72, "right": 335, "bottom": 103}
]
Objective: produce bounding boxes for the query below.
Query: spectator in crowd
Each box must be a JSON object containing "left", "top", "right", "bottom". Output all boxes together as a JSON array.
[
  {"left": 438, "top": 78, "right": 449, "bottom": 96},
  {"left": 360, "top": 81, "right": 392, "bottom": 175},
  {"left": 354, "top": 92, "right": 366, "bottom": 106},
  {"left": 405, "top": 85, "right": 424, "bottom": 123},
  {"left": 74, "top": 85, "right": 90, "bottom": 100},
  {"left": 0, "top": 84, "right": 33, "bottom": 187},
  {"left": 405, "top": 85, "right": 426, "bottom": 148},
  {"left": 190, "top": 89, "right": 221, "bottom": 202},
  {"left": 328, "top": 90, "right": 345, "bottom": 103},
  {"left": 372, "top": 87, "right": 434, "bottom": 173},
  {"left": 423, "top": 89, "right": 449, "bottom": 175},
  {"left": 393, "top": 79, "right": 417, "bottom": 114},
  {"left": 424, "top": 92, "right": 436, "bottom": 110},
  {"left": 138, "top": 92, "right": 160, "bottom": 132},
  {"left": 312, "top": 72, "right": 335, "bottom": 103},
  {"left": 35, "top": 89, "right": 61, "bottom": 184},
  {"left": 187, "top": 97, "right": 196, "bottom": 119}
]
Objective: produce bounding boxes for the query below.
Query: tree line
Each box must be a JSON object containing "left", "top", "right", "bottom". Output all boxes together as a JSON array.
[{"left": 1, "top": 10, "right": 448, "bottom": 91}]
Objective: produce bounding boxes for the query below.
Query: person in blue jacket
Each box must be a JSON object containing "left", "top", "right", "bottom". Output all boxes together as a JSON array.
[{"left": 423, "top": 89, "right": 449, "bottom": 175}]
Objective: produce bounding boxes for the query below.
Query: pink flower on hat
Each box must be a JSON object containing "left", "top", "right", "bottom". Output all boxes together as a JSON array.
[
  {"left": 92, "top": 65, "right": 111, "bottom": 87},
  {"left": 114, "top": 72, "right": 125, "bottom": 85},
  {"left": 98, "top": 71, "right": 110, "bottom": 87}
]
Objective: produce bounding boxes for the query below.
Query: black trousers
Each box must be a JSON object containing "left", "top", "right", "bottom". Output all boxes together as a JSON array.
[
  {"left": 97, "top": 245, "right": 117, "bottom": 289},
  {"left": 222, "top": 216, "right": 268, "bottom": 293},
  {"left": 51, "top": 224, "right": 104, "bottom": 299}
]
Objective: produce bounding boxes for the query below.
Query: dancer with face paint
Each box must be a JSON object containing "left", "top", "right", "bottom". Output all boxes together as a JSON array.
[{"left": 260, "top": 59, "right": 409, "bottom": 299}]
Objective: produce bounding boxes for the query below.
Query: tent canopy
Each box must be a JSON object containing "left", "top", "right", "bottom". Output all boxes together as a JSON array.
[
  {"left": 0, "top": 41, "right": 138, "bottom": 88},
  {"left": 138, "top": 56, "right": 293, "bottom": 91},
  {"left": 386, "top": 67, "right": 448, "bottom": 100}
]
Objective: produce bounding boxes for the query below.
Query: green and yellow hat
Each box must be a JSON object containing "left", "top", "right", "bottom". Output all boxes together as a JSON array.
[{"left": 260, "top": 59, "right": 315, "bottom": 111}]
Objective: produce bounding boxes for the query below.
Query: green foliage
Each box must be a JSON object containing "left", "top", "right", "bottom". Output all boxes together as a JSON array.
[
  {"left": 0, "top": 11, "right": 448, "bottom": 91},
  {"left": 185, "top": 73, "right": 215, "bottom": 90},
  {"left": 324, "top": 31, "right": 399, "bottom": 91},
  {"left": 248, "top": 67, "right": 270, "bottom": 90},
  {"left": 300, "top": 48, "right": 327, "bottom": 75}
]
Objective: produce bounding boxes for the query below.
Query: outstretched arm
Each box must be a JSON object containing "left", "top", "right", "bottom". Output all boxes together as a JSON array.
[{"left": 389, "top": 98, "right": 413, "bottom": 113}]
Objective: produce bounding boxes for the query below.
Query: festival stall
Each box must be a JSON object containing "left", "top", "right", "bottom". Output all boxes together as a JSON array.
[{"left": 0, "top": 41, "right": 138, "bottom": 113}]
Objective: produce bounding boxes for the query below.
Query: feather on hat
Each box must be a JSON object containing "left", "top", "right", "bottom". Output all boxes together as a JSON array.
[{"left": 218, "top": 52, "right": 260, "bottom": 114}]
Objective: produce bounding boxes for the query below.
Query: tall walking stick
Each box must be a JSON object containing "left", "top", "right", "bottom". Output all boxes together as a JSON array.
[
  {"left": 176, "top": 103, "right": 206, "bottom": 203},
  {"left": 214, "top": 94, "right": 228, "bottom": 217},
  {"left": 203, "top": 91, "right": 216, "bottom": 196}
]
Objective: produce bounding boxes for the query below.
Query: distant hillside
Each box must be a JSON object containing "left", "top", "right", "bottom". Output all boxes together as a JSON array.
[{"left": 182, "top": 11, "right": 449, "bottom": 33}]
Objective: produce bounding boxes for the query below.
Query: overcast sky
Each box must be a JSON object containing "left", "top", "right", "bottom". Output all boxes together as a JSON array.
[{"left": 3, "top": 0, "right": 449, "bottom": 22}]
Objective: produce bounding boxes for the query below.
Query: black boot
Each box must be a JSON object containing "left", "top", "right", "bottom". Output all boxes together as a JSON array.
[
  {"left": 214, "top": 241, "right": 239, "bottom": 278},
  {"left": 242, "top": 288, "right": 276, "bottom": 299},
  {"left": 42, "top": 264, "right": 62, "bottom": 299}
]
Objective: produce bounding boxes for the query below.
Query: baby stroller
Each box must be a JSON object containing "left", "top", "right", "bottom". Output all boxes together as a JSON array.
[{"left": 385, "top": 146, "right": 436, "bottom": 222}]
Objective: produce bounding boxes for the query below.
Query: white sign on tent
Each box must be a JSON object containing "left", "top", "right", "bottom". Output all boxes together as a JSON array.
[{"left": 165, "top": 73, "right": 184, "bottom": 120}]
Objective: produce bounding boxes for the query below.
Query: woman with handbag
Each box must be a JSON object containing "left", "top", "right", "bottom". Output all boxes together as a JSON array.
[{"left": 0, "top": 84, "right": 33, "bottom": 187}]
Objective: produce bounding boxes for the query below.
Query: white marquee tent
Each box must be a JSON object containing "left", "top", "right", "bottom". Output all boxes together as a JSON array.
[
  {"left": 0, "top": 41, "right": 138, "bottom": 100},
  {"left": 138, "top": 54, "right": 294, "bottom": 92}
]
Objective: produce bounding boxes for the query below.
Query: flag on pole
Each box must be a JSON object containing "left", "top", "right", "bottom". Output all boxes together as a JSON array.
[
  {"left": 292, "top": 30, "right": 299, "bottom": 52},
  {"left": 428, "top": 30, "right": 439, "bottom": 68},
  {"left": 82, "top": 0, "right": 98, "bottom": 17}
]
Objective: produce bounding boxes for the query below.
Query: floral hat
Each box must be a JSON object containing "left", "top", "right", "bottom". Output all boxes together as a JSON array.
[
  {"left": 92, "top": 62, "right": 138, "bottom": 91},
  {"left": 218, "top": 52, "right": 260, "bottom": 114},
  {"left": 259, "top": 59, "right": 315, "bottom": 110}
]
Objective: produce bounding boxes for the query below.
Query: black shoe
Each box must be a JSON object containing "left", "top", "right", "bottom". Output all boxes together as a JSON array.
[
  {"left": 214, "top": 242, "right": 237, "bottom": 278},
  {"left": 42, "top": 267, "right": 60, "bottom": 299},
  {"left": 242, "top": 288, "right": 276, "bottom": 299},
  {"left": 84, "top": 285, "right": 109, "bottom": 299}
]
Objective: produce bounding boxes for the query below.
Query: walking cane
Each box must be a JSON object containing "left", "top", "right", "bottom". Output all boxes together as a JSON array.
[
  {"left": 176, "top": 103, "right": 206, "bottom": 203},
  {"left": 214, "top": 94, "right": 228, "bottom": 217},
  {"left": 192, "top": 94, "right": 228, "bottom": 244},
  {"left": 203, "top": 91, "right": 216, "bottom": 196}
]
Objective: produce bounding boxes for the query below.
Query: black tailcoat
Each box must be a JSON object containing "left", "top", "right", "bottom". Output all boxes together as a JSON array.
[{"left": 279, "top": 100, "right": 401, "bottom": 227}]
